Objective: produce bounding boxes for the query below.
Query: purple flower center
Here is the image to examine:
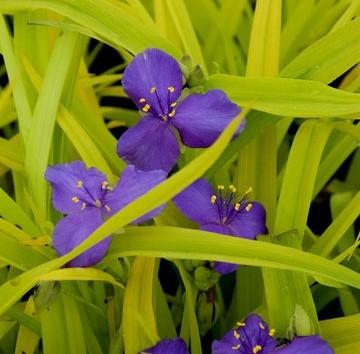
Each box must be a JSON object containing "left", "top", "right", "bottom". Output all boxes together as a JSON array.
[
  {"left": 210, "top": 185, "right": 253, "bottom": 225},
  {"left": 71, "top": 179, "right": 113, "bottom": 214},
  {"left": 138, "top": 85, "right": 178, "bottom": 121}
]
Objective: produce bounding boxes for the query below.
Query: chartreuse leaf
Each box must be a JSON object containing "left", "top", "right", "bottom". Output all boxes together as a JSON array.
[
  {"left": 0, "top": 136, "right": 23, "bottom": 172},
  {"left": 0, "top": 321, "right": 16, "bottom": 341},
  {"left": 0, "top": 108, "right": 246, "bottom": 317},
  {"left": 0, "top": 0, "right": 180, "bottom": 57},
  {"left": 205, "top": 75, "right": 360, "bottom": 117},
  {"left": 123, "top": 257, "right": 159, "bottom": 354},
  {"left": 25, "top": 31, "right": 81, "bottom": 219},
  {"left": 320, "top": 314, "right": 360, "bottom": 353}
]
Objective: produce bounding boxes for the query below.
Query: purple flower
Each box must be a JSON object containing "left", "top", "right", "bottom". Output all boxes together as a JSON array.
[
  {"left": 173, "top": 179, "right": 267, "bottom": 275},
  {"left": 139, "top": 338, "right": 189, "bottom": 354},
  {"left": 117, "top": 48, "right": 243, "bottom": 173},
  {"left": 46, "top": 162, "right": 166, "bottom": 267},
  {"left": 212, "top": 314, "right": 334, "bottom": 354}
]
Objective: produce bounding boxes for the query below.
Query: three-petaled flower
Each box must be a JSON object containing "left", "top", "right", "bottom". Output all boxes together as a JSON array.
[
  {"left": 173, "top": 179, "right": 267, "bottom": 275},
  {"left": 212, "top": 314, "right": 334, "bottom": 354},
  {"left": 46, "top": 162, "right": 166, "bottom": 267},
  {"left": 139, "top": 337, "right": 189, "bottom": 354},
  {"left": 117, "top": 48, "right": 244, "bottom": 173}
]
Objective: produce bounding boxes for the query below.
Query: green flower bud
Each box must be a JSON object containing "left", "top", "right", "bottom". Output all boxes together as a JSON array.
[
  {"left": 194, "top": 266, "right": 220, "bottom": 291},
  {"left": 196, "top": 292, "right": 219, "bottom": 335}
]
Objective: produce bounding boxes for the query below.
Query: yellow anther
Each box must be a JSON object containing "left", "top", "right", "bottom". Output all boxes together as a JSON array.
[
  {"left": 76, "top": 180, "right": 83, "bottom": 188},
  {"left": 95, "top": 199, "right": 102, "bottom": 208},
  {"left": 168, "top": 86, "right": 175, "bottom": 93},
  {"left": 233, "top": 330, "right": 240, "bottom": 340},
  {"left": 81, "top": 202, "right": 87, "bottom": 211},
  {"left": 229, "top": 184, "right": 237, "bottom": 193},
  {"left": 139, "top": 98, "right": 146, "bottom": 103},
  {"left": 234, "top": 203, "right": 241, "bottom": 211},
  {"left": 259, "top": 322, "right": 265, "bottom": 330},
  {"left": 232, "top": 344, "right": 241, "bottom": 350},
  {"left": 168, "top": 109, "right": 176, "bottom": 117},
  {"left": 101, "top": 181, "right": 109, "bottom": 189},
  {"left": 72, "top": 196, "right": 80, "bottom": 203},
  {"left": 211, "top": 195, "right": 217, "bottom": 204},
  {"left": 150, "top": 86, "right": 156, "bottom": 93},
  {"left": 252, "top": 345, "right": 262, "bottom": 353},
  {"left": 269, "top": 328, "right": 276, "bottom": 337},
  {"left": 245, "top": 186, "right": 253, "bottom": 195},
  {"left": 170, "top": 102, "right": 177, "bottom": 107},
  {"left": 236, "top": 321, "right": 246, "bottom": 327},
  {"left": 245, "top": 203, "right": 253, "bottom": 212},
  {"left": 142, "top": 104, "right": 151, "bottom": 112},
  {"left": 104, "top": 205, "right": 111, "bottom": 212},
  {"left": 217, "top": 185, "right": 225, "bottom": 190}
]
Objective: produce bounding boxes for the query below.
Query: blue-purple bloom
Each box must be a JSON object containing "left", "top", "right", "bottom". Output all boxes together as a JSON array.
[
  {"left": 117, "top": 48, "right": 243, "bottom": 173},
  {"left": 173, "top": 179, "right": 267, "bottom": 275},
  {"left": 46, "top": 162, "right": 166, "bottom": 267},
  {"left": 212, "top": 314, "right": 334, "bottom": 354},
  {"left": 139, "top": 338, "right": 189, "bottom": 354}
]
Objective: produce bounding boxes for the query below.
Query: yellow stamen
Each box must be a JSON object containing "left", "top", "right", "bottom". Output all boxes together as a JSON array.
[
  {"left": 245, "top": 203, "right": 253, "bottom": 212},
  {"left": 150, "top": 86, "right": 156, "bottom": 93},
  {"left": 168, "top": 86, "right": 175, "bottom": 93},
  {"left": 234, "top": 203, "right": 241, "bottom": 211},
  {"left": 236, "top": 321, "right": 246, "bottom": 327},
  {"left": 269, "top": 328, "right": 276, "bottom": 337},
  {"left": 252, "top": 345, "right": 262, "bottom": 353},
  {"left": 142, "top": 104, "right": 151, "bottom": 112},
  {"left": 233, "top": 330, "right": 240, "bottom": 340},
  {"left": 139, "top": 98, "right": 146, "bottom": 103},
  {"left": 104, "top": 205, "right": 111, "bottom": 212},
  {"left": 232, "top": 344, "right": 241, "bottom": 350},
  {"left": 229, "top": 184, "right": 237, "bottom": 193},
  {"left": 170, "top": 102, "right": 177, "bottom": 107},
  {"left": 259, "top": 322, "right": 265, "bottom": 330},
  {"left": 81, "top": 202, "right": 87, "bottom": 211},
  {"left": 76, "top": 180, "right": 83, "bottom": 188},
  {"left": 217, "top": 185, "right": 225, "bottom": 190},
  {"left": 210, "top": 195, "right": 217, "bottom": 204},
  {"left": 245, "top": 186, "right": 253, "bottom": 195},
  {"left": 72, "top": 196, "right": 79, "bottom": 203},
  {"left": 168, "top": 109, "right": 176, "bottom": 117}
]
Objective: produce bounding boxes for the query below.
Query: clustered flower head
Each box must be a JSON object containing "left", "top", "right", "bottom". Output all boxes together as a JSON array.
[
  {"left": 174, "top": 179, "right": 267, "bottom": 274},
  {"left": 46, "top": 162, "right": 166, "bottom": 266},
  {"left": 139, "top": 314, "right": 333, "bottom": 354},
  {"left": 117, "top": 48, "right": 244, "bottom": 173}
]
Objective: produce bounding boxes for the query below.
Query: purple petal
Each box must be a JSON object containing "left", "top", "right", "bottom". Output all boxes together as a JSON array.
[
  {"left": 228, "top": 201, "right": 267, "bottom": 239},
  {"left": 173, "top": 179, "right": 219, "bottom": 225},
  {"left": 275, "top": 336, "right": 334, "bottom": 354},
  {"left": 139, "top": 338, "right": 189, "bottom": 354},
  {"left": 117, "top": 116, "right": 179, "bottom": 173},
  {"left": 45, "top": 161, "right": 107, "bottom": 214},
  {"left": 171, "top": 89, "right": 242, "bottom": 148},
  {"left": 104, "top": 165, "right": 167, "bottom": 223},
  {"left": 212, "top": 314, "right": 277, "bottom": 354},
  {"left": 122, "top": 48, "right": 182, "bottom": 116},
  {"left": 53, "top": 208, "right": 111, "bottom": 267},
  {"left": 212, "top": 262, "right": 239, "bottom": 275}
]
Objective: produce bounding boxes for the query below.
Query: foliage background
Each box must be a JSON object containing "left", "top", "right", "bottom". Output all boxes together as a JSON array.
[{"left": 0, "top": 0, "right": 359, "bottom": 353}]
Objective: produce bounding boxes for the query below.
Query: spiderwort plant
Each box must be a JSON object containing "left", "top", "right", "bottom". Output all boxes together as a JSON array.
[
  {"left": 117, "top": 48, "right": 244, "bottom": 172},
  {"left": 174, "top": 179, "right": 267, "bottom": 275},
  {"left": 45, "top": 162, "right": 166, "bottom": 267},
  {"left": 212, "top": 314, "right": 334, "bottom": 354},
  {"left": 139, "top": 338, "right": 189, "bottom": 354}
]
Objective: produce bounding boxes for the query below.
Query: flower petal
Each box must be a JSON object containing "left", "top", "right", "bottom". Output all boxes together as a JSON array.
[
  {"left": 104, "top": 165, "right": 167, "bottom": 223},
  {"left": 173, "top": 179, "right": 219, "bottom": 225},
  {"left": 275, "top": 336, "right": 334, "bottom": 354},
  {"left": 228, "top": 201, "right": 267, "bottom": 239},
  {"left": 213, "top": 261, "right": 239, "bottom": 275},
  {"left": 53, "top": 208, "right": 111, "bottom": 267},
  {"left": 139, "top": 338, "right": 189, "bottom": 354},
  {"left": 122, "top": 48, "right": 182, "bottom": 116},
  {"left": 117, "top": 116, "right": 179, "bottom": 172},
  {"left": 45, "top": 161, "right": 107, "bottom": 214},
  {"left": 171, "top": 89, "right": 242, "bottom": 148}
]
